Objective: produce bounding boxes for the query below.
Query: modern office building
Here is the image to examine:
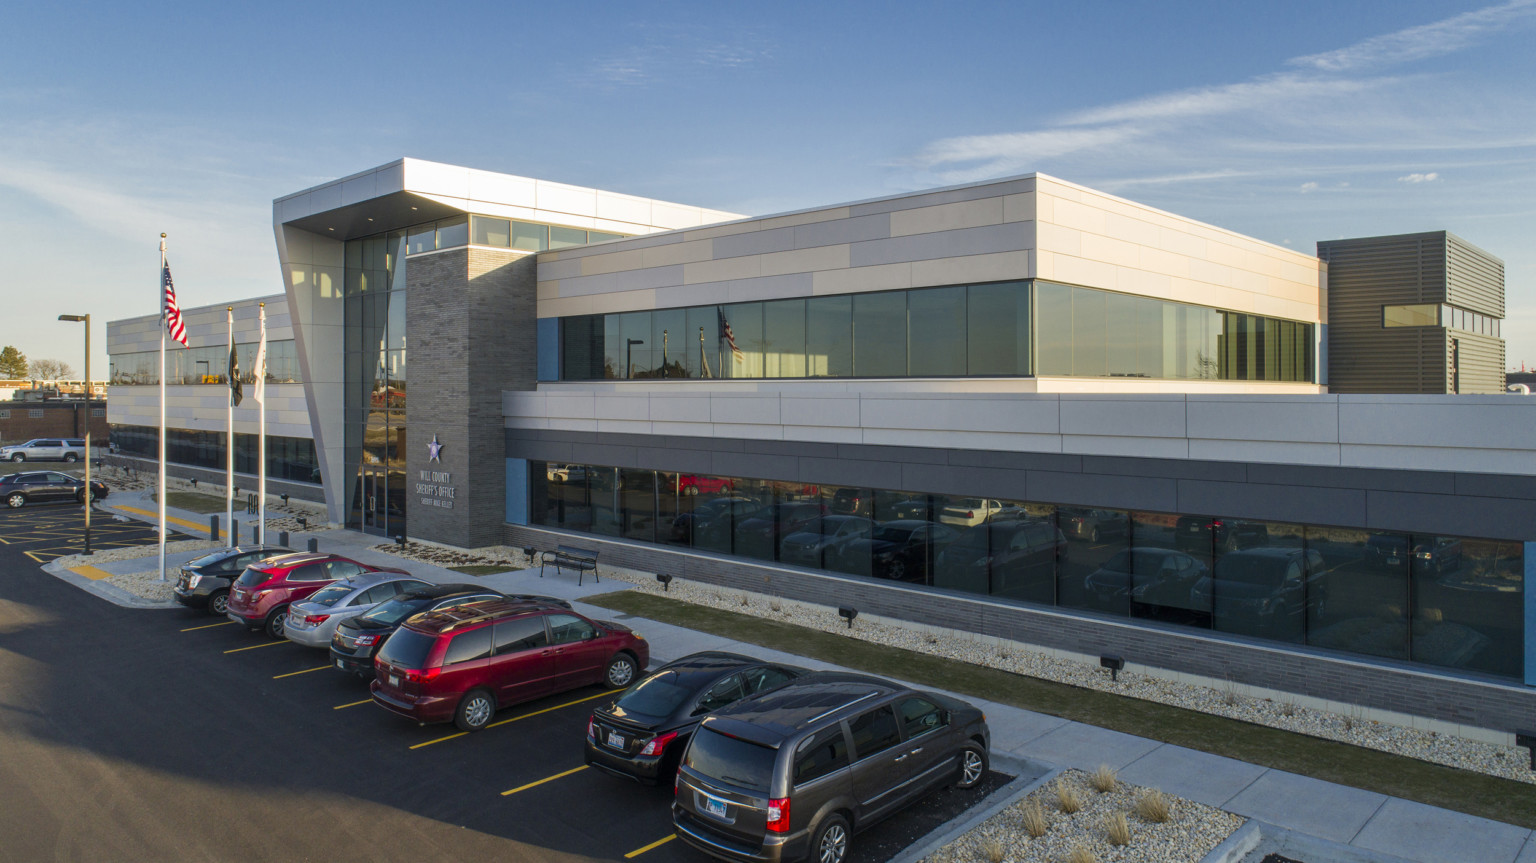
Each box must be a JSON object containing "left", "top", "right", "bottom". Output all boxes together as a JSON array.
[{"left": 107, "top": 159, "right": 1533, "bottom": 741}]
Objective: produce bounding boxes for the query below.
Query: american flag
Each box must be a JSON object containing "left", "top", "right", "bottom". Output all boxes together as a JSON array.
[
  {"left": 162, "top": 264, "right": 188, "bottom": 346},
  {"left": 718, "top": 307, "right": 743, "bottom": 363}
]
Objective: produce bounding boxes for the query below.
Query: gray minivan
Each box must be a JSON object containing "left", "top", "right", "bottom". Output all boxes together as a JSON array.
[{"left": 672, "top": 672, "right": 989, "bottom": 863}]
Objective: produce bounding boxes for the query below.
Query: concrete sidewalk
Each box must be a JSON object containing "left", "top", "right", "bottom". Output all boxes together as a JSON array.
[{"left": 73, "top": 503, "right": 1536, "bottom": 863}]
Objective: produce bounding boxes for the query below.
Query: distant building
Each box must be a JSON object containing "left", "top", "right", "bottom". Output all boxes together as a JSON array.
[{"left": 0, "top": 397, "right": 107, "bottom": 446}]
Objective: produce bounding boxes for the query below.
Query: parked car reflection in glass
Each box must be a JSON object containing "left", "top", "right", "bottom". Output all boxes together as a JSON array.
[
  {"left": 779, "top": 515, "right": 872, "bottom": 568},
  {"left": 935, "top": 519, "right": 1062, "bottom": 604},
  {"left": 831, "top": 521, "right": 956, "bottom": 583},
  {"left": 1191, "top": 547, "right": 1326, "bottom": 643}
]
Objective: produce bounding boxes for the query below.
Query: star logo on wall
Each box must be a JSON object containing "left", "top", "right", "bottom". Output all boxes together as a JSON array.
[{"left": 427, "top": 435, "right": 443, "bottom": 463}]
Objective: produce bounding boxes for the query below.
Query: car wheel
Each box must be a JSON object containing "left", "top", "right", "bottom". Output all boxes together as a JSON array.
[
  {"left": 1089, "top": 525, "right": 1100, "bottom": 543},
  {"left": 886, "top": 559, "right": 907, "bottom": 581},
  {"left": 6, "top": 492, "right": 25, "bottom": 508},
  {"left": 454, "top": 689, "right": 496, "bottom": 732},
  {"left": 265, "top": 607, "right": 289, "bottom": 639},
  {"left": 956, "top": 745, "right": 988, "bottom": 789},
  {"left": 208, "top": 590, "right": 230, "bottom": 616},
  {"left": 812, "top": 814, "right": 850, "bottom": 863},
  {"left": 10, "top": 453, "right": 23, "bottom": 462},
  {"left": 604, "top": 653, "right": 638, "bottom": 688},
  {"left": 64, "top": 453, "right": 79, "bottom": 463},
  {"left": 683, "top": 484, "right": 699, "bottom": 496}
]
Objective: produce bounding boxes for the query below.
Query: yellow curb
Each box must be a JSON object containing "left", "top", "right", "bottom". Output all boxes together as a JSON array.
[
  {"left": 69, "top": 564, "right": 117, "bottom": 581},
  {"left": 113, "top": 505, "right": 213, "bottom": 535}
]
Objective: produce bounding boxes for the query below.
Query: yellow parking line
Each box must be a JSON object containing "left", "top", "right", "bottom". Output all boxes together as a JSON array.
[
  {"left": 69, "top": 564, "right": 116, "bottom": 581},
  {"left": 409, "top": 689, "right": 619, "bottom": 750},
  {"left": 181, "top": 620, "right": 239, "bottom": 632},
  {"left": 625, "top": 835, "right": 677, "bottom": 858},
  {"left": 223, "top": 641, "right": 286, "bottom": 654},
  {"left": 500, "top": 765, "right": 588, "bottom": 796},
  {"left": 273, "top": 666, "right": 330, "bottom": 680},
  {"left": 334, "top": 699, "right": 373, "bottom": 710},
  {"left": 113, "top": 504, "right": 210, "bottom": 534}
]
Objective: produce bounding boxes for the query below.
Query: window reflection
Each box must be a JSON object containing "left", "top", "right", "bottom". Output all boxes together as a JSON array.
[{"left": 525, "top": 460, "right": 1525, "bottom": 681}]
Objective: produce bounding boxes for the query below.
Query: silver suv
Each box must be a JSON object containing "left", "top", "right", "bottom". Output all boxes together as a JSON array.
[
  {"left": 673, "top": 672, "right": 990, "bottom": 863},
  {"left": 0, "top": 438, "right": 87, "bottom": 463}
]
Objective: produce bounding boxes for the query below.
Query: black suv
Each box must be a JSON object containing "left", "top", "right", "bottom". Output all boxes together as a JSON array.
[
  {"left": 586, "top": 652, "right": 803, "bottom": 784},
  {"left": 173, "top": 545, "right": 290, "bottom": 615},
  {"left": 1, "top": 471, "right": 110, "bottom": 508},
  {"left": 329, "top": 584, "right": 568, "bottom": 678},
  {"left": 673, "top": 672, "right": 989, "bottom": 863}
]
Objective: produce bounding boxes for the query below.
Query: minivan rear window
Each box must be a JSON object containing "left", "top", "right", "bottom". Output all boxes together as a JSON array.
[
  {"left": 377, "top": 628, "right": 437, "bottom": 669},
  {"left": 685, "top": 728, "right": 776, "bottom": 792}
]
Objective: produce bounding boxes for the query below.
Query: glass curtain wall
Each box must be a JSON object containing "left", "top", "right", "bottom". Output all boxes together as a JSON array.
[
  {"left": 560, "top": 281, "right": 1312, "bottom": 383},
  {"left": 109, "top": 424, "right": 319, "bottom": 482},
  {"left": 344, "top": 233, "right": 407, "bottom": 536},
  {"left": 529, "top": 459, "right": 1525, "bottom": 681},
  {"left": 109, "top": 341, "right": 303, "bottom": 386}
]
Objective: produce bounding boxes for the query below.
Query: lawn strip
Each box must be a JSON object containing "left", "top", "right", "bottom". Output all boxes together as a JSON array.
[
  {"left": 587, "top": 590, "right": 1536, "bottom": 829},
  {"left": 447, "top": 565, "right": 510, "bottom": 576},
  {"left": 163, "top": 492, "right": 229, "bottom": 514}
]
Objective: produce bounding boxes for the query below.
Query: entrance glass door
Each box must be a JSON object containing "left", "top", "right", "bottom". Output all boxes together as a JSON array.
[{"left": 362, "top": 466, "right": 389, "bottom": 535}]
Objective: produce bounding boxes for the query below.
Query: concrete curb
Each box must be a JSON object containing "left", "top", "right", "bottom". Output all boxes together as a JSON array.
[
  {"left": 889, "top": 754, "right": 1060, "bottom": 863},
  {"left": 41, "top": 560, "right": 180, "bottom": 610},
  {"left": 1199, "top": 820, "right": 1422, "bottom": 863}
]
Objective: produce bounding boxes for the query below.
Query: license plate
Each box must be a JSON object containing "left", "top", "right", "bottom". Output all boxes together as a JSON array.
[
  {"left": 335, "top": 660, "right": 345, "bottom": 669},
  {"left": 607, "top": 731, "right": 625, "bottom": 749},
  {"left": 389, "top": 674, "right": 400, "bottom": 687},
  {"left": 702, "top": 797, "right": 727, "bottom": 819}
]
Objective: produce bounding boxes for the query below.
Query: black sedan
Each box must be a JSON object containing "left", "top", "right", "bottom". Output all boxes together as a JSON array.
[
  {"left": 173, "top": 544, "right": 291, "bottom": 615},
  {"left": 1, "top": 470, "right": 109, "bottom": 508},
  {"left": 584, "top": 652, "right": 804, "bottom": 784},
  {"left": 328, "top": 584, "right": 569, "bottom": 678}
]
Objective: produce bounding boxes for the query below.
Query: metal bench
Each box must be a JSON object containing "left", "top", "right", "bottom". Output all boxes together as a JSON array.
[{"left": 540, "top": 544, "right": 600, "bottom": 585}]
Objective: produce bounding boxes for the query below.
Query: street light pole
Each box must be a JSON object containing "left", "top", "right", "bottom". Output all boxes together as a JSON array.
[{"left": 59, "top": 314, "right": 91, "bottom": 555}]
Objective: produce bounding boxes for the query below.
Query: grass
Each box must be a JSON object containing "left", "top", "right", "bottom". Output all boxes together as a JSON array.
[
  {"left": 1135, "top": 790, "right": 1171, "bottom": 823},
  {"left": 1089, "top": 764, "right": 1118, "bottom": 793},
  {"left": 447, "top": 564, "right": 512, "bottom": 576},
  {"left": 1020, "top": 802, "right": 1050, "bottom": 838},
  {"left": 1055, "top": 782, "right": 1084, "bottom": 814},
  {"left": 585, "top": 591, "right": 1536, "bottom": 829},
  {"left": 164, "top": 492, "right": 229, "bottom": 514},
  {"left": 1104, "top": 811, "right": 1131, "bottom": 846}
]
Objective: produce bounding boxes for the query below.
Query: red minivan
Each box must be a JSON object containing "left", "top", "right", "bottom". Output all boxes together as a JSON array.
[
  {"left": 370, "top": 598, "right": 649, "bottom": 732},
  {"left": 226, "top": 553, "right": 408, "bottom": 638}
]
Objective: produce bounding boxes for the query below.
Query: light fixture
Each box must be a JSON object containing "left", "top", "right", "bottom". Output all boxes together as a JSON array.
[
  {"left": 656, "top": 573, "right": 673, "bottom": 591},
  {"left": 1516, "top": 732, "right": 1535, "bottom": 769},
  {"left": 838, "top": 606, "right": 858, "bottom": 628},
  {"left": 189, "top": 477, "right": 198, "bottom": 488},
  {"left": 523, "top": 546, "right": 537, "bottom": 566},
  {"left": 395, "top": 534, "right": 407, "bottom": 548},
  {"left": 1100, "top": 655, "right": 1126, "bottom": 682},
  {"left": 327, "top": 227, "right": 335, "bottom": 231}
]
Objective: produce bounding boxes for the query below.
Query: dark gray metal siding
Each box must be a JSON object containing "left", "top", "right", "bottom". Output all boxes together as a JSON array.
[
  {"left": 1452, "top": 331, "right": 1507, "bottom": 395},
  {"left": 1446, "top": 232, "right": 1505, "bottom": 317}
]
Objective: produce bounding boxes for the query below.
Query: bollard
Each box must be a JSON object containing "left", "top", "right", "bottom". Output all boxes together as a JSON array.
[
  {"left": 230, "top": 522, "right": 239, "bottom": 546},
  {"left": 210, "top": 514, "right": 220, "bottom": 543},
  {"left": 252, "top": 524, "right": 261, "bottom": 544},
  {"left": 278, "top": 530, "right": 289, "bottom": 547},
  {"left": 306, "top": 537, "right": 318, "bottom": 553}
]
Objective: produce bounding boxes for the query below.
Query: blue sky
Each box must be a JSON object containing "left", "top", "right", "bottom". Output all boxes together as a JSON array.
[{"left": 3, "top": 0, "right": 1534, "bottom": 375}]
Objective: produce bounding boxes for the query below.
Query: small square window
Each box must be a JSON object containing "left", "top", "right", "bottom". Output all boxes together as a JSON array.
[
  {"left": 28, "top": 409, "right": 43, "bottom": 418},
  {"left": 91, "top": 408, "right": 105, "bottom": 417},
  {"left": 0, "top": 410, "right": 9, "bottom": 418}
]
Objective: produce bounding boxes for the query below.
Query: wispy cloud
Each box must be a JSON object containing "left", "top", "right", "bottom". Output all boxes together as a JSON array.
[
  {"left": 907, "top": 1, "right": 1536, "bottom": 185},
  {"left": 580, "top": 26, "right": 773, "bottom": 87},
  {"left": 1398, "top": 172, "right": 1441, "bottom": 183},
  {"left": 1289, "top": 0, "right": 1536, "bottom": 72}
]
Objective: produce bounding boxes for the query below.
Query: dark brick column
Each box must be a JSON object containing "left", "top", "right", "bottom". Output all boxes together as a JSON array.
[{"left": 407, "top": 248, "right": 536, "bottom": 548}]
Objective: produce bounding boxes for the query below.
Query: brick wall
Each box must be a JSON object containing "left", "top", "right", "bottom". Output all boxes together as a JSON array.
[{"left": 0, "top": 400, "right": 108, "bottom": 446}]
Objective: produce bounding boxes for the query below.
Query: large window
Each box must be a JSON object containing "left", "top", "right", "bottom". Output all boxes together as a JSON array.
[
  {"left": 528, "top": 459, "right": 1524, "bottom": 681},
  {"left": 559, "top": 280, "right": 1311, "bottom": 383},
  {"left": 109, "top": 340, "right": 302, "bottom": 387},
  {"left": 109, "top": 424, "right": 319, "bottom": 483}
]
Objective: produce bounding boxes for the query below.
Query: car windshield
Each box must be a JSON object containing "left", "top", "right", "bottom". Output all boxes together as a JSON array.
[
  {"left": 377, "top": 628, "right": 437, "bottom": 669},
  {"left": 950, "top": 498, "right": 987, "bottom": 509},
  {"left": 187, "top": 550, "right": 234, "bottom": 568},
  {"left": 1214, "top": 555, "right": 1286, "bottom": 587},
  {"left": 306, "top": 584, "right": 354, "bottom": 607},
  {"left": 615, "top": 672, "right": 694, "bottom": 718},
  {"left": 234, "top": 567, "right": 272, "bottom": 588},
  {"left": 685, "top": 728, "right": 777, "bottom": 792},
  {"left": 360, "top": 597, "right": 430, "bottom": 626},
  {"left": 872, "top": 524, "right": 919, "bottom": 542}
]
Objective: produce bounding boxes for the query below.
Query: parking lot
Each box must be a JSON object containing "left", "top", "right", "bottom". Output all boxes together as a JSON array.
[
  {"left": 0, "top": 510, "right": 1000, "bottom": 862},
  {"left": 0, "top": 500, "right": 186, "bottom": 563}
]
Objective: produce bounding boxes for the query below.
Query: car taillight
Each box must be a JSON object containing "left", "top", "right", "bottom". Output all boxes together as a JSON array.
[
  {"left": 403, "top": 667, "right": 440, "bottom": 683},
  {"left": 587, "top": 715, "right": 598, "bottom": 740},
  {"left": 640, "top": 730, "right": 678, "bottom": 757},
  {"left": 673, "top": 771, "right": 681, "bottom": 796},
  {"left": 304, "top": 614, "right": 330, "bottom": 625},
  {"left": 965, "top": 510, "right": 974, "bottom": 518},
  {"left": 766, "top": 797, "right": 790, "bottom": 833},
  {"left": 1210, "top": 520, "right": 1223, "bottom": 529},
  {"left": 354, "top": 634, "right": 380, "bottom": 646}
]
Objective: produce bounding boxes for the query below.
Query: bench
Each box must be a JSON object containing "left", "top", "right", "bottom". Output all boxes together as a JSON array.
[{"left": 540, "top": 544, "right": 600, "bottom": 585}]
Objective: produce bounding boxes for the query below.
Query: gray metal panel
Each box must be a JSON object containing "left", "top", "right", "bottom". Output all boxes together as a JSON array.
[
  {"left": 1451, "top": 331, "right": 1506, "bottom": 394},
  {"left": 1445, "top": 232, "right": 1505, "bottom": 317},
  {"left": 1176, "top": 479, "right": 1366, "bottom": 526},
  {"left": 1319, "top": 232, "right": 1449, "bottom": 394}
]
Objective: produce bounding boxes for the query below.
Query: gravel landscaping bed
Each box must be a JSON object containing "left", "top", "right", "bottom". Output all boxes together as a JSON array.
[
  {"left": 369, "top": 541, "right": 532, "bottom": 572},
  {"left": 926, "top": 769, "right": 1242, "bottom": 863},
  {"left": 105, "top": 570, "right": 184, "bottom": 602},
  {"left": 597, "top": 566, "right": 1536, "bottom": 786},
  {"left": 53, "top": 539, "right": 219, "bottom": 569}
]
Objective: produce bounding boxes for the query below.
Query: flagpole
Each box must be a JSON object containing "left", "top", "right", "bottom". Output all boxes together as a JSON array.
[
  {"left": 225, "top": 307, "right": 234, "bottom": 545},
  {"left": 257, "top": 302, "right": 266, "bottom": 541},
  {"left": 158, "top": 235, "right": 168, "bottom": 581}
]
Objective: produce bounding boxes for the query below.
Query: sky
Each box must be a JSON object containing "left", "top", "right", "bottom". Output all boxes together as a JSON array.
[{"left": 2, "top": 0, "right": 1534, "bottom": 376}]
